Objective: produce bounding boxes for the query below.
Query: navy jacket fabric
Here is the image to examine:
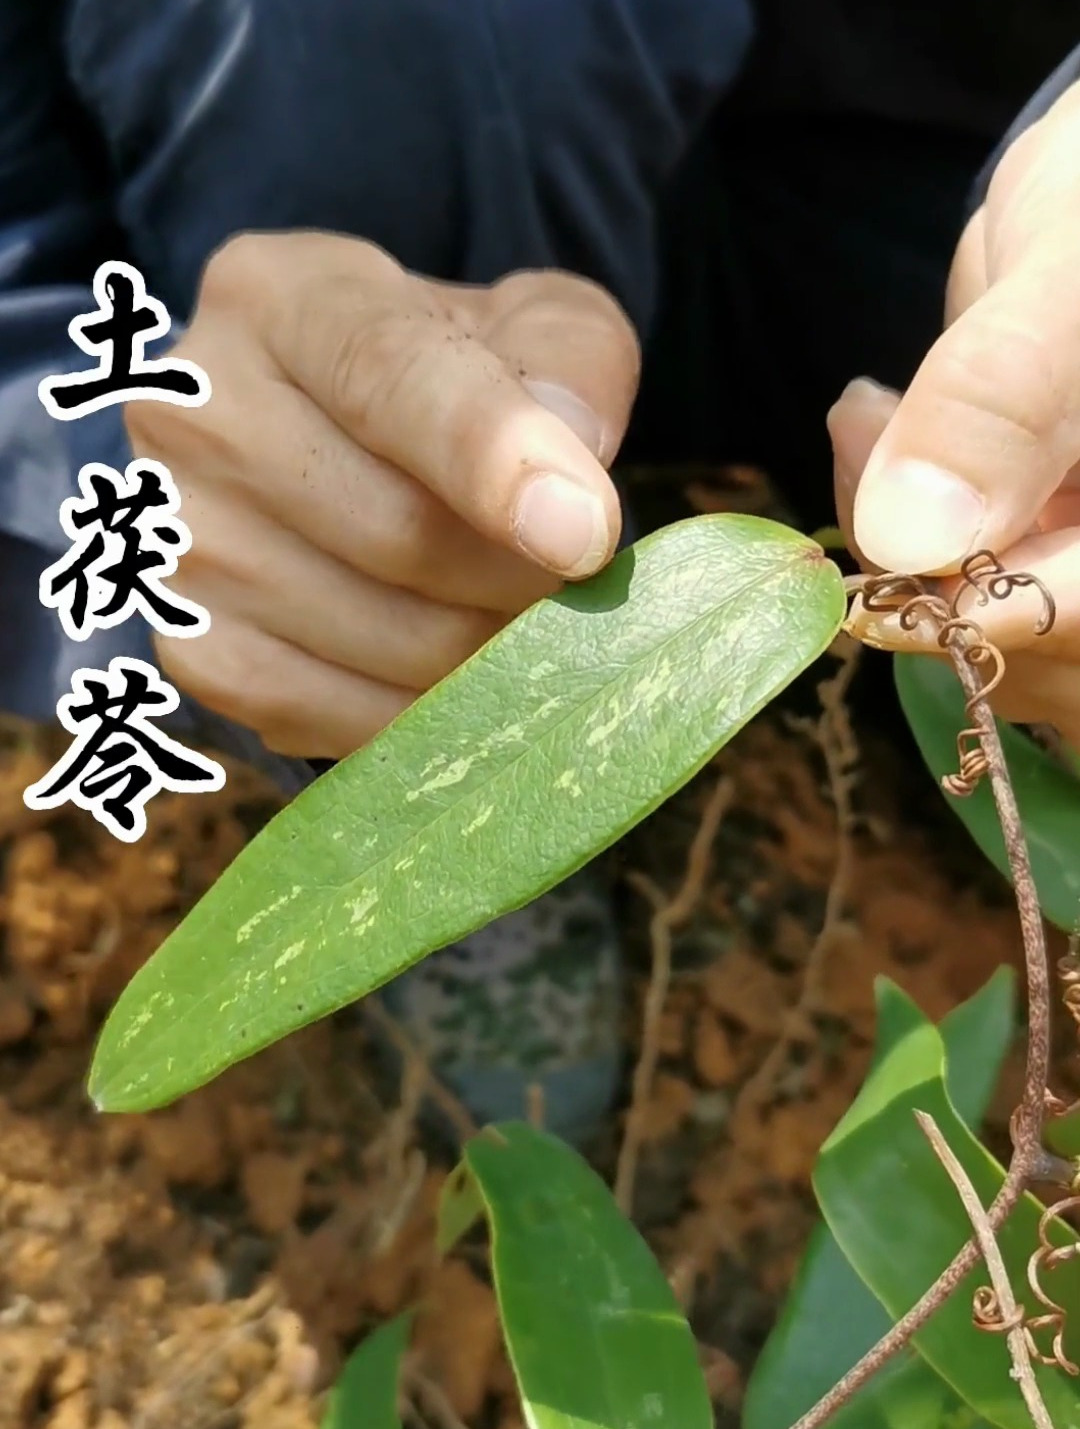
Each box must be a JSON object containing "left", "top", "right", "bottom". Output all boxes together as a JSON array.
[{"left": 0, "top": 1, "right": 1076, "bottom": 789}]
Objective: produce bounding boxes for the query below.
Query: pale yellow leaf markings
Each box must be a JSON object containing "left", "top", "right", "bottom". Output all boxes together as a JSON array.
[
  {"left": 236, "top": 885, "right": 303, "bottom": 944},
  {"left": 584, "top": 658, "right": 677, "bottom": 750},
  {"left": 273, "top": 940, "right": 307, "bottom": 971},
  {"left": 405, "top": 755, "right": 475, "bottom": 802},
  {"left": 348, "top": 890, "right": 380, "bottom": 927},
  {"left": 462, "top": 804, "right": 495, "bottom": 836},
  {"left": 419, "top": 752, "right": 449, "bottom": 778}
]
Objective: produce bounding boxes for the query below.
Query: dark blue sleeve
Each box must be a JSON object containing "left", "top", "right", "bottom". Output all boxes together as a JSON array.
[
  {"left": 970, "top": 42, "right": 1080, "bottom": 212},
  {"left": 0, "top": 5, "right": 131, "bottom": 557},
  {"left": 0, "top": 4, "right": 148, "bottom": 734}
]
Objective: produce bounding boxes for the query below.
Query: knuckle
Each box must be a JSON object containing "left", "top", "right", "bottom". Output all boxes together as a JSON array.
[
  {"left": 496, "top": 270, "right": 639, "bottom": 360},
  {"left": 122, "top": 389, "right": 196, "bottom": 456},
  {"left": 125, "top": 352, "right": 252, "bottom": 471},
  {"left": 987, "top": 118, "right": 1047, "bottom": 217},
  {"left": 324, "top": 304, "right": 381, "bottom": 419},
  {"left": 156, "top": 624, "right": 295, "bottom": 736},
  {"left": 199, "top": 232, "right": 280, "bottom": 310},
  {"left": 326, "top": 297, "right": 447, "bottom": 428},
  {"left": 389, "top": 507, "right": 446, "bottom": 591},
  {"left": 342, "top": 237, "right": 406, "bottom": 286},
  {"left": 931, "top": 315, "right": 1061, "bottom": 450}
]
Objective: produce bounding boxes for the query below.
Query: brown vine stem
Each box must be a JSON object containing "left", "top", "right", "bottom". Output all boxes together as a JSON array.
[
  {"left": 916, "top": 1110, "right": 1054, "bottom": 1429},
  {"left": 789, "top": 579, "right": 1056, "bottom": 1429}
]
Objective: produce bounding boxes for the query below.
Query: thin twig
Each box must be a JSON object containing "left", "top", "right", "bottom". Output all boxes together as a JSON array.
[
  {"left": 945, "top": 629, "right": 1051, "bottom": 1159},
  {"left": 526, "top": 1081, "right": 546, "bottom": 1130},
  {"left": 793, "top": 572, "right": 1057, "bottom": 1429},
  {"left": 614, "top": 775, "right": 734, "bottom": 1214},
  {"left": 364, "top": 1000, "right": 478, "bottom": 1143},
  {"left": 404, "top": 1367, "right": 471, "bottom": 1429},
  {"left": 916, "top": 1110, "right": 1054, "bottom": 1429},
  {"left": 736, "top": 641, "right": 860, "bottom": 1116}
]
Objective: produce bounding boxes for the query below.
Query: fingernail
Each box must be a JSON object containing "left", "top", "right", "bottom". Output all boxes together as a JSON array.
[
  {"left": 523, "top": 379, "right": 605, "bottom": 459},
  {"left": 514, "top": 472, "right": 610, "bottom": 577},
  {"left": 843, "top": 375, "right": 897, "bottom": 400},
  {"left": 856, "top": 458, "right": 985, "bottom": 572},
  {"left": 828, "top": 378, "right": 899, "bottom": 481}
]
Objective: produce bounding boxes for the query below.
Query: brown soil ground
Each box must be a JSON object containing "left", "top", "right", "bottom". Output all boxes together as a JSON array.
[{"left": 1, "top": 474, "right": 1076, "bottom": 1429}]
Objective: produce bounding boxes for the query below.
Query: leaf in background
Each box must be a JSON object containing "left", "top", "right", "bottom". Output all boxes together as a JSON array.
[
  {"left": 743, "top": 969, "right": 1016, "bottom": 1429},
  {"left": 90, "top": 515, "right": 844, "bottom": 1112},
  {"left": 939, "top": 966, "right": 1017, "bottom": 1129},
  {"left": 437, "top": 1160, "right": 484, "bottom": 1255},
  {"left": 445, "top": 1122, "right": 712, "bottom": 1429},
  {"left": 322, "top": 1313, "right": 411, "bottom": 1429},
  {"left": 815, "top": 979, "right": 1080, "bottom": 1429},
  {"left": 896, "top": 653, "right": 1080, "bottom": 932},
  {"left": 1046, "top": 1106, "right": 1080, "bottom": 1160}
]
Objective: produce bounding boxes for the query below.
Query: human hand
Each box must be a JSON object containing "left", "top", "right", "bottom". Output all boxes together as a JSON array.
[
  {"left": 831, "top": 80, "right": 1080, "bottom": 746},
  {"left": 124, "top": 234, "right": 639, "bottom": 757}
]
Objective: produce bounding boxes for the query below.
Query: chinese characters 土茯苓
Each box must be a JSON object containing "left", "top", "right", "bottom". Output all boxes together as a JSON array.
[{"left": 24, "top": 260, "right": 225, "bottom": 843}]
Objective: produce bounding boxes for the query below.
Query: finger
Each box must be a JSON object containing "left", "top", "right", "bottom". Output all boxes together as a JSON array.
[
  {"left": 176, "top": 497, "right": 504, "bottom": 691},
  {"left": 846, "top": 523, "right": 1080, "bottom": 659},
  {"left": 132, "top": 323, "right": 558, "bottom": 616},
  {"left": 989, "top": 649, "right": 1080, "bottom": 751},
  {"left": 261, "top": 269, "right": 631, "bottom": 579},
  {"left": 853, "top": 97, "right": 1080, "bottom": 574},
  {"left": 828, "top": 377, "right": 901, "bottom": 566},
  {"left": 480, "top": 270, "right": 641, "bottom": 468},
  {"left": 155, "top": 615, "right": 413, "bottom": 760},
  {"left": 945, "top": 207, "right": 989, "bottom": 323},
  {"left": 853, "top": 255, "right": 1080, "bottom": 574}
]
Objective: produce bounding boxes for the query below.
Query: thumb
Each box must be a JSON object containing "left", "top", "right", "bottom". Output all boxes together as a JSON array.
[
  {"left": 853, "top": 257, "right": 1080, "bottom": 574},
  {"left": 265, "top": 261, "right": 637, "bottom": 581},
  {"left": 483, "top": 269, "right": 641, "bottom": 471},
  {"left": 853, "top": 88, "right": 1080, "bottom": 575}
]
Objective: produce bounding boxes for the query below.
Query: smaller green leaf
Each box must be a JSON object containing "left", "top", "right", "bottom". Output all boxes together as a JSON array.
[
  {"left": 437, "top": 1160, "right": 484, "bottom": 1255},
  {"left": 323, "top": 1313, "right": 411, "bottom": 1429},
  {"left": 896, "top": 653, "right": 1080, "bottom": 932},
  {"left": 744, "top": 968, "right": 1015, "bottom": 1429},
  {"left": 815, "top": 980, "right": 1080, "bottom": 1429},
  {"left": 449, "top": 1122, "right": 712, "bottom": 1429},
  {"left": 939, "top": 966, "right": 1017, "bottom": 1128},
  {"left": 1045, "top": 1106, "right": 1080, "bottom": 1160},
  {"left": 809, "top": 525, "right": 848, "bottom": 551}
]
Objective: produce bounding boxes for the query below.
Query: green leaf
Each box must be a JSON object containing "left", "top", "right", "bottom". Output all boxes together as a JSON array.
[
  {"left": 322, "top": 1313, "right": 411, "bottom": 1429},
  {"left": 939, "top": 966, "right": 1016, "bottom": 1129},
  {"left": 437, "top": 1160, "right": 484, "bottom": 1256},
  {"left": 744, "top": 969, "right": 1015, "bottom": 1429},
  {"left": 1045, "top": 1106, "right": 1080, "bottom": 1160},
  {"left": 896, "top": 653, "right": 1080, "bottom": 932},
  {"left": 744, "top": 1221, "right": 935, "bottom": 1429},
  {"left": 815, "top": 980, "right": 1080, "bottom": 1429},
  {"left": 448, "top": 1122, "right": 712, "bottom": 1429},
  {"left": 90, "top": 515, "right": 844, "bottom": 1112},
  {"left": 809, "top": 525, "right": 848, "bottom": 551}
]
